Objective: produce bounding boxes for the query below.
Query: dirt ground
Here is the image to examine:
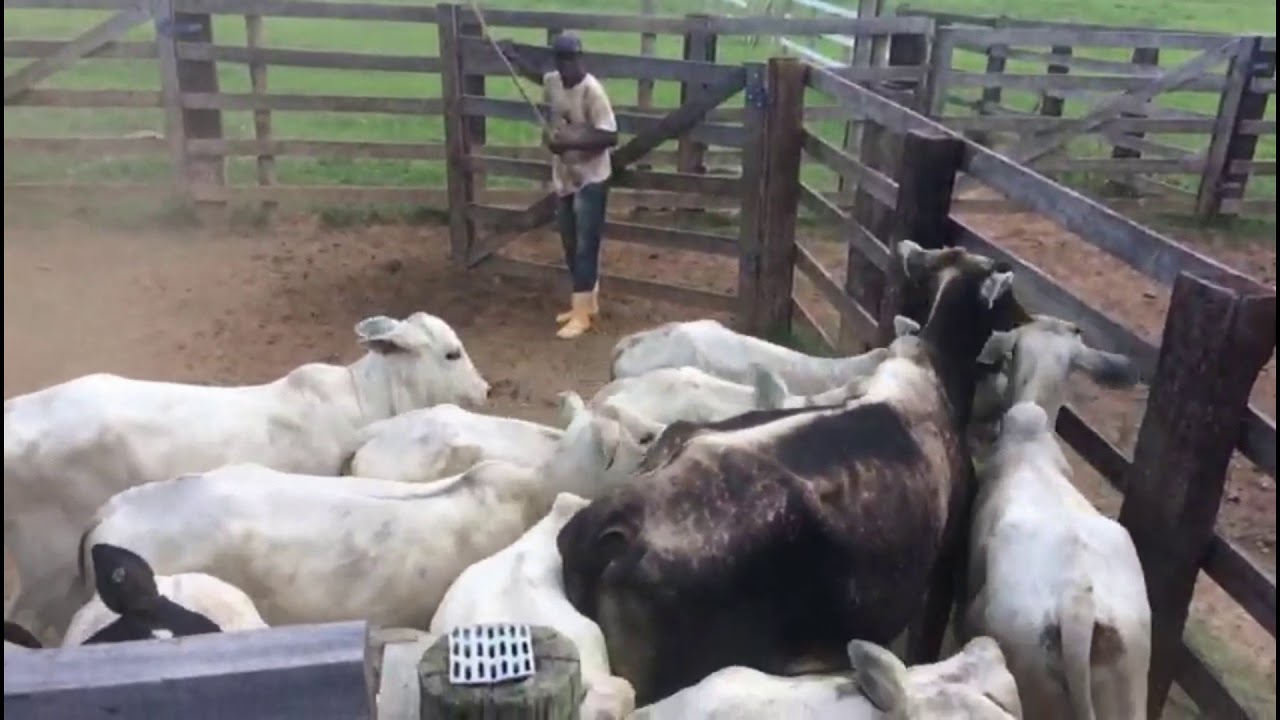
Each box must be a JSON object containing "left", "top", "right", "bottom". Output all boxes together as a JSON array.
[{"left": 2, "top": 202, "right": 1274, "bottom": 713}]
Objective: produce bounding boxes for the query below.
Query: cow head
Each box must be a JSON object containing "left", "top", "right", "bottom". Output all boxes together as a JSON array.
[
  {"left": 543, "top": 393, "right": 657, "bottom": 499},
  {"left": 977, "top": 314, "right": 1139, "bottom": 426},
  {"left": 353, "top": 312, "right": 491, "bottom": 417},
  {"left": 90, "top": 543, "right": 162, "bottom": 617}
]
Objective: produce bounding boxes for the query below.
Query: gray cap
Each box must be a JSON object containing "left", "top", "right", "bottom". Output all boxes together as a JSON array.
[{"left": 551, "top": 32, "right": 583, "bottom": 55}]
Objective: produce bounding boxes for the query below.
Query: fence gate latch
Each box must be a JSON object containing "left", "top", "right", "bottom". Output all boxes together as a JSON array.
[{"left": 745, "top": 84, "right": 769, "bottom": 110}]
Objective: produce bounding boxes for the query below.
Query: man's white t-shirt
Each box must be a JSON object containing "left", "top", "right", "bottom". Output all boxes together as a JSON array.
[{"left": 543, "top": 71, "right": 618, "bottom": 197}]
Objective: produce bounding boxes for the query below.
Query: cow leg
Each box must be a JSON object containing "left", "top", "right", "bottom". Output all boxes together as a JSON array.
[{"left": 907, "top": 476, "right": 975, "bottom": 664}]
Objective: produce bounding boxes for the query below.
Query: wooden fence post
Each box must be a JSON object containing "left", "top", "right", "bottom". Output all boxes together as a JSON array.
[
  {"left": 153, "top": 2, "right": 223, "bottom": 216},
  {"left": 460, "top": 18, "right": 487, "bottom": 191},
  {"left": 678, "top": 15, "right": 717, "bottom": 181},
  {"left": 735, "top": 63, "right": 767, "bottom": 334},
  {"left": 740, "top": 58, "right": 805, "bottom": 339},
  {"left": 836, "top": 0, "right": 884, "bottom": 195},
  {"left": 437, "top": 3, "right": 476, "bottom": 266},
  {"left": 637, "top": 0, "right": 656, "bottom": 113},
  {"left": 244, "top": 14, "right": 275, "bottom": 214},
  {"left": 967, "top": 17, "right": 1008, "bottom": 146},
  {"left": 1116, "top": 272, "right": 1277, "bottom": 719},
  {"left": 1195, "top": 36, "right": 1275, "bottom": 221},
  {"left": 1107, "top": 46, "right": 1159, "bottom": 197},
  {"left": 839, "top": 34, "right": 926, "bottom": 351},
  {"left": 875, "top": 128, "right": 965, "bottom": 346},
  {"left": 1039, "top": 44, "right": 1072, "bottom": 118}
]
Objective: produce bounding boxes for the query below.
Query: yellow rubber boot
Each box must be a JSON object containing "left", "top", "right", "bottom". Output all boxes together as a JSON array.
[
  {"left": 556, "top": 291, "right": 594, "bottom": 339},
  {"left": 555, "top": 281, "right": 599, "bottom": 323}
]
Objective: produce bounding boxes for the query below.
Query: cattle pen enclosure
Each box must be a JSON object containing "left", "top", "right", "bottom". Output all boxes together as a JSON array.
[{"left": 2, "top": 1, "right": 1276, "bottom": 719}]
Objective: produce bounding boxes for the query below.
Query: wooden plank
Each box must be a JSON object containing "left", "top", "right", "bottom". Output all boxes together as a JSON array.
[
  {"left": 1202, "top": 534, "right": 1277, "bottom": 637},
  {"left": 459, "top": 37, "right": 732, "bottom": 85},
  {"left": 459, "top": 96, "right": 745, "bottom": 149},
  {"left": 3, "top": 3, "right": 151, "bottom": 102},
  {"left": 175, "top": 43, "right": 442, "bottom": 73},
  {"left": 943, "top": 71, "right": 1225, "bottom": 93},
  {"left": 459, "top": 10, "right": 934, "bottom": 37},
  {"left": 1032, "top": 157, "right": 1205, "bottom": 174},
  {"left": 1117, "top": 272, "right": 1276, "bottom": 718},
  {"left": 796, "top": 183, "right": 890, "bottom": 272},
  {"left": 437, "top": 3, "right": 474, "bottom": 266},
  {"left": 175, "top": 0, "right": 437, "bottom": 21},
  {"left": 1038, "top": 44, "right": 1072, "bottom": 118},
  {"left": 603, "top": 220, "right": 738, "bottom": 257},
  {"left": 171, "top": 9, "right": 224, "bottom": 202},
  {"left": 988, "top": 45, "right": 1164, "bottom": 77},
  {"left": 468, "top": 155, "right": 741, "bottom": 196},
  {"left": 792, "top": 298, "right": 839, "bottom": 355},
  {"left": 948, "top": 27, "right": 1244, "bottom": 51},
  {"left": 801, "top": 130, "right": 897, "bottom": 209},
  {"left": 479, "top": 255, "right": 736, "bottom": 313},
  {"left": 611, "top": 66, "right": 747, "bottom": 169},
  {"left": 186, "top": 138, "right": 444, "bottom": 159},
  {"left": 1176, "top": 631, "right": 1251, "bottom": 719},
  {"left": 637, "top": 0, "right": 656, "bottom": 112},
  {"left": 181, "top": 93, "right": 444, "bottom": 114},
  {"left": 677, "top": 13, "right": 717, "bottom": 201},
  {"left": 938, "top": 115, "right": 1217, "bottom": 133},
  {"left": 4, "top": 39, "right": 155, "bottom": 59},
  {"left": 3, "top": 136, "right": 165, "bottom": 154},
  {"left": 2, "top": 621, "right": 374, "bottom": 719},
  {"left": 4, "top": 88, "right": 161, "bottom": 107},
  {"left": 1239, "top": 410, "right": 1276, "bottom": 478},
  {"left": 794, "top": 243, "right": 877, "bottom": 341}
]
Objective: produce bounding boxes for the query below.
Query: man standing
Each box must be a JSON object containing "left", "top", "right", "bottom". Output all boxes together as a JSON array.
[{"left": 498, "top": 33, "right": 618, "bottom": 339}]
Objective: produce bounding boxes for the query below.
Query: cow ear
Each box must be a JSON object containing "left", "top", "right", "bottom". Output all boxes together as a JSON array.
[
  {"left": 892, "top": 315, "right": 921, "bottom": 338},
  {"left": 977, "top": 330, "right": 1015, "bottom": 366},
  {"left": 557, "top": 391, "right": 588, "bottom": 429},
  {"left": 592, "top": 416, "right": 623, "bottom": 470},
  {"left": 355, "top": 316, "right": 419, "bottom": 355},
  {"left": 848, "top": 640, "right": 909, "bottom": 714},
  {"left": 91, "top": 543, "right": 160, "bottom": 616},
  {"left": 1071, "top": 347, "right": 1140, "bottom": 388},
  {"left": 979, "top": 270, "right": 1015, "bottom": 310},
  {"left": 897, "top": 239, "right": 929, "bottom": 280}
]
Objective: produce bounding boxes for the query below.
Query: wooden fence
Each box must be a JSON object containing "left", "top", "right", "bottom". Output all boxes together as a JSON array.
[
  {"left": 896, "top": 9, "right": 1277, "bottom": 220},
  {"left": 777, "top": 54, "right": 1277, "bottom": 719}
]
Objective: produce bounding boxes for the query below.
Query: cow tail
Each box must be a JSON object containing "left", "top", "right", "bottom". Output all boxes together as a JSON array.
[
  {"left": 77, "top": 516, "right": 102, "bottom": 593},
  {"left": 1060, "top": 579, "right": 1098, "bottom": 720}
]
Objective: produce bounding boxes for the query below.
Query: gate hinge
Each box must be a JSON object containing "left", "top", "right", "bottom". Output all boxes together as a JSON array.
[{"left": 745, "top": 84, "right": 769, "bottom": 109}]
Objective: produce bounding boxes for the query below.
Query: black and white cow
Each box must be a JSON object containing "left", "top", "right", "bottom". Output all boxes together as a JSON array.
[{"left": 556, "top": 240, "right": 1016, "bottom": 705}]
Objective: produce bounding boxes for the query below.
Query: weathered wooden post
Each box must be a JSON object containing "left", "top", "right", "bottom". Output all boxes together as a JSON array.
[
  {"left": 460, "top": 17, "right": 487, "bottom": 192},
  {"left": 1038, "top": 44, "right": 1072, "bottom": 118},
  {"left": 839, "top": 33, "right": 928, "bottom": 352},
  {"left": 436, "top": 3, "right": 477, "bottom": 266},
  {"left": 1106, "top": 46, "right": 1159, "bottom": 197},
  {"left": 152, "top": 0, "right": 224, "bottom": 219},
  {"left": 738, "top": 57, "right": 806, "bottom": 340},
  {"left": 1196, "top": 36, "right": 1275, "bottom": 221},
  {"left": 967, "top": 16, "right": 1008, "bottom": 147},
  {"left": 874, "top": 127, "right": 965, "bottom": 346},
  {"left": 243, "top": 13, "right": 275, "bottom": 214},
  {"left": 1116, "top": 271, "right": 1276, "bottom": 719},
  {"left": 418, "top": 625, "right": 582, "bottom": 719},
  {"left": 678, "top": 14, "right": 718, "bottom": 181},
  {"left": 735, "top": 62, "right": 767, "bottom": 334}
]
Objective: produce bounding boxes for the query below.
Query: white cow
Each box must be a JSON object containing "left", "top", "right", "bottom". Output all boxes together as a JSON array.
[
  {"left": 589, "top": 365, "right": 878, "bottom": 428},
  {"left": 63, "top": 572, "right": 269, "bottom": 647},
  {"left": 79, "top": 402, "right": 652, "bottom": 629},
  {"left": 4, "top": 312, "right": 490, "bottom": 642},
  {"left": 965, "top": 402, "right": 1150, "bottom": 720},
  {"left": 431, "top": 492, "right": 635, "bottom": 720},
  {"left": 633, "top": 636, "right": 1022, "bottom": 719},
  {"left": 347, "top": 404, "right": 564, "bottom": 483},
  {"left": 610, "top": 318, "right": 889, "bottom": 396},
  {"left": 975, "top": 315, "right": 1139, "bottom": 427}
]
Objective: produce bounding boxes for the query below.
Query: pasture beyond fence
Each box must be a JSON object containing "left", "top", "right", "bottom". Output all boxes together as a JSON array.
[{"left": 2, "top": 2, "right": 1278, "bottom": 719}]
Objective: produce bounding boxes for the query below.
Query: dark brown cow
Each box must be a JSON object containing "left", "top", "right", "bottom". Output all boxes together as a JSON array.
[{"left": 557, "top": 240, "right": 1016, "bottom": 705}]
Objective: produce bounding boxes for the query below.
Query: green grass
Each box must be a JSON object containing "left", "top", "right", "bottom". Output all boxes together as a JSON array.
[{"left": 3, "top": 0, "right": 1276, "bottom": 219}]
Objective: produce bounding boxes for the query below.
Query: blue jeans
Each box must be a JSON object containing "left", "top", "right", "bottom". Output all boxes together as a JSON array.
[{"left": 556, "top": 181, "right": 609, "bottom": 293}]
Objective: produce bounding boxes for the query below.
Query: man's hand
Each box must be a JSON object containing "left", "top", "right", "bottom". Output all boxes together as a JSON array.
[{"left": 543, "top": 129, "right": 568, "bottom": 155}]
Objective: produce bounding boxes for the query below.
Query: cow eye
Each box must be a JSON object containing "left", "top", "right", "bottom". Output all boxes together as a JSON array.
[{"left": 445, "top": 350, "right": 462, "bottom": 361}]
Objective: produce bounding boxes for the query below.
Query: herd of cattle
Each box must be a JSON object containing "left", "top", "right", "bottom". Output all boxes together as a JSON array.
[{"left": 3, "top": 240, "right": 1156, "bottom": 719}]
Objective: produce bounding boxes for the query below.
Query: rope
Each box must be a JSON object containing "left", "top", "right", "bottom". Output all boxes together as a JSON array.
[{"left": 464, "top": 0, "right": 554, "bottom": 136}]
